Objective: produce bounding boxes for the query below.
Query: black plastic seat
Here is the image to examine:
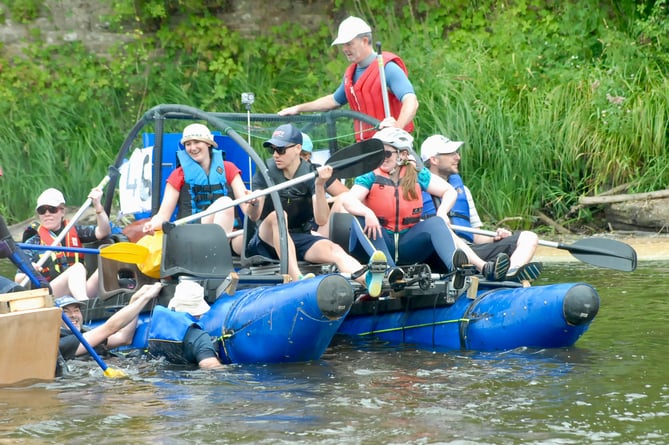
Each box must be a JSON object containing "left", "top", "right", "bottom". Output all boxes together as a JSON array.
[{"left": 161, "top": 223, "right": 235, "bottom": 278}]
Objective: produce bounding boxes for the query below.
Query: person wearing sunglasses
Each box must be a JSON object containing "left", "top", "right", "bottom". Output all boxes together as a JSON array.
[
  {"left": 342, "top": 127, "right": 511, "bottom": 282},
  {"left": 245, "top": 123, "right": 387, "bottom": 296},
  {"left": 16, "top": 186, "right": 111, "bottom": 300}
]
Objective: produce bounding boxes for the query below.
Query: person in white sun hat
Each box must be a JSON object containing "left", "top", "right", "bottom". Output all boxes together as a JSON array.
[
  {"left": 142, "top": 123, "right": 255, "bottom": 255},
  {"left": 148, "top": 280, "right": 225, "bottom": 369},
  {"left": 421, "top": 134, "right": 542, "bottom": 282},
  {"left": 278, "top": 16, "right": 418, "bottom": 142},
  {"left": 17, "top": 186, "right": 111, "bottom": 300}
]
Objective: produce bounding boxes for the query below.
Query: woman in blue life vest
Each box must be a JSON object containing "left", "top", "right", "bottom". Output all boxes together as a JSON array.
[
  {"left": 342, "top": 128, "right": 510, "bottom": 280},
  {"left": 142, "top": 123, "right": 255, "bottom": 253}
]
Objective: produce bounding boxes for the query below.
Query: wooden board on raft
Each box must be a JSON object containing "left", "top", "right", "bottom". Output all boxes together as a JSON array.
[{"left": 0, "top": 288, "right": 61, "bottom": 385}]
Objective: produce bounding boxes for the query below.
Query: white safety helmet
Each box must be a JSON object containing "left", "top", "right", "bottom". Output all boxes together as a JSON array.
[
  {"left": 180, "top": 123, "right": 218, "bottom": 148},
  {"left": 372, "top": 127, "right": 414, "bottom": 152}
]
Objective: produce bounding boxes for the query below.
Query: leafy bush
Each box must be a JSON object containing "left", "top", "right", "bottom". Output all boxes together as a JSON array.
[{"left": 0, "top": 0, "right": 667, "bottom": 232}]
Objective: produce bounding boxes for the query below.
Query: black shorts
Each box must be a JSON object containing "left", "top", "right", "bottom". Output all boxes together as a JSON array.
[
  {"left": 247, "top": 231, "right": 326, "bottom": 261},
  {"left": 471, "top": 232, "right": 520, "bottom": 261}
]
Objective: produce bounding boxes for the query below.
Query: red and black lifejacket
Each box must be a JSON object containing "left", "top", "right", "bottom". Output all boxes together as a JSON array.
[
  {"left": 38, "top": 222, "right": 82, "bottom": 281},
  {"left": 343, "top": 51, "right": 415, "bottom": 141},
  {"left": 365, "top": 167, "right": 423, "bottom": 233}
]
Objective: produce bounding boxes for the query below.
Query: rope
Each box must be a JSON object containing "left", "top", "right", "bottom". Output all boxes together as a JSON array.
[{"left": 356, "top": 318, "right": 471, "bottom": 336}]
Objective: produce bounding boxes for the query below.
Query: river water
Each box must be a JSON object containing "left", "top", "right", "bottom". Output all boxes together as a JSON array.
[{"left": 1, "top": 260, "right": 667, "bottom": 444}]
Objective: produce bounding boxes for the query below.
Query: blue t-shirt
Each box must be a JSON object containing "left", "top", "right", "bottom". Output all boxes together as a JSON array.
[{"left": 333, "top": 59, "right": 415, "bottom": 106}]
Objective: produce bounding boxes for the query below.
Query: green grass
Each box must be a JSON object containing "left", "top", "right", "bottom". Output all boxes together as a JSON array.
[{"left": 1, "top": 1, "right": 667, "bottom": 232}]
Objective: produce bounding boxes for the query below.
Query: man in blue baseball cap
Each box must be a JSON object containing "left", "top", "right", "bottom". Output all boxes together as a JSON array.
[{"left": 245, "top": 123, "right": 388, "bottom": 296}]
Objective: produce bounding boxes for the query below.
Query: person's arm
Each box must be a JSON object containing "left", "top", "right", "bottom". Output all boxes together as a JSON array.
[
  {"left": 312, "top": 166, "right": 333, "bottom": 227},
  {"left": 342, "top": 184, "right": 384, "bottom": 240},
  {"left": 78, "top": 283, "right": 162, "bottom": 354},
  {"left": 89, "top": 187, "right": 112, "bottom": 240},
  {"left": 228, "top": 174, "right": 259, "bottom": 218},
  {"left": 379, "top": 63, "right": 419, "bottom": 129},
  {"left": 326, "top": 179, "right": 349, "bottom": 196},
  {"left": 245, "top": 172, "right": 266, "bottom": 222},
  {"left": 143, "top": 183, "right": 180, "bottom": 233},
  {"left": 278, "top": 94, "right": 340, "bottom": 115},
  {"left": 396, "top": 93, "right": 419, "bottom": 129},
  {"left": 425, "top": 174, "right": 456, "bottom": 223}
]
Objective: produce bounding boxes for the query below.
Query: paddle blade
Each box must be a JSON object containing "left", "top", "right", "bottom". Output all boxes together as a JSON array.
[
  {"left": 137, "top": 232, "right": 163, "bottom": 278},
  {"left": 327, "top": 139, "right": 384, "bottom": 178},
  {"left": 99, "top": 242, "right": 149, "bottom": 264},
  {"left": 565, "top": 238, "right": 637, "bottom": 272},
  {"left": 103, "top": 367, "right": 128, "bottom": 378}
]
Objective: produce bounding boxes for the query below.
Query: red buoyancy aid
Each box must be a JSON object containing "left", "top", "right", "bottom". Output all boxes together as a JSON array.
[
  {"left": 37, "top": 222, "right": 82, "bottom": 280},
  {"left": 365, "top": 167, "right": 423, "bottom": 233},
  {"left": 343, "top": 51, "right": 415, "bottom": 141}
]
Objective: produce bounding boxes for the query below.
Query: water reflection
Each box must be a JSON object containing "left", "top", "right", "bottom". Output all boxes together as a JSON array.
[{"left": 1, "top": 261, "right": 668, "bottom": 444}]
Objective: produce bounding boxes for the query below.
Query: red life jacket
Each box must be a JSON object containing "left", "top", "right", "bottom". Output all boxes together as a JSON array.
[
  {"left": 38, "top": 222, "right": 82, "bottom": 280},
  {"left": 365, "top": 167, "right": 423, "bottom": 232},
  {"left": 344, "top": 51, "right": 415, "bottom": 141}
]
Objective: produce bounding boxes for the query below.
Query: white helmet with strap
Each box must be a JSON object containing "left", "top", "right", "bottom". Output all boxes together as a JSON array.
[{"left": 372, "top": 127, "right": 414, "bottom": 152}]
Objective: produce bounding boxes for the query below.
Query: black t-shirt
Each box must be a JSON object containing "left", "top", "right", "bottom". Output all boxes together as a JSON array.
[
  {"left": 58, "top": 327, "right": 107, "bottom": 361},
  {"left": 252, "top": 159, "right": 317, "bottom": 232}
]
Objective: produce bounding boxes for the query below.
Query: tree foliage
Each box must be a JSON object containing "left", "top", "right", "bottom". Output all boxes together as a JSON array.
[{"left": 0, "top": 0, "right": 667, "bottom": 230}]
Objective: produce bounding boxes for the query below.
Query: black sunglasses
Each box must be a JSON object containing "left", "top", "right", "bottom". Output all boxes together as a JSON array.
[
  {"left": 384, "top": 150, "right": 397, "bottom": 158},
  {"left": 268, "top": 144, "right": 297, "bottom": 155},
  {"left": 37, "top": 205, "right": 61, "bottom": 215}
]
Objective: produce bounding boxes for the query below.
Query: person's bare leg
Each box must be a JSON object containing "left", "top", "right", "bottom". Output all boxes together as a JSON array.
[
  {"left": 316, "top": 195, "right": 346, "bottom": 238},
  {"left": 86, "top": 269, "right": 99, "bottom": 299},
  {"left": 509, "top": 231, "right": 539, "bottom": 270},
  {"left": 258, "top": 212, "right": 302, "bottom": 281},
  {"left": 49, "top": 263, "right": 89, "bottom": 300},
  {"left": 203, "top": 196, "right": 236, "bottom": 233}
]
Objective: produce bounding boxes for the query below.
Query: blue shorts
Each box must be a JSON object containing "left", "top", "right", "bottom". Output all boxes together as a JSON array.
[{"left": 247, "top": 231, "right": 325, "bottom": 261}]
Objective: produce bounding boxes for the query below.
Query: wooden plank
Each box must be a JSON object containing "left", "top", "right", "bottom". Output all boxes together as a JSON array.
[
  {"left": 0, "top": 288, "right": 53, "bottom": 314},
  {"left": 0, "top": 307, "right": 61, "bottom": 385}
]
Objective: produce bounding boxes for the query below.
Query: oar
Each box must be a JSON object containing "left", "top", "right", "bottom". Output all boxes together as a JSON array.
[
  {"left": 20, "top": 175, "right": 111, "bottom": 287},
  {"left": 173, "top": 138, "right": 384, "bottom": 227},
  {"left": 375, "top": 41, "right": 391, "bottom": 119},
  {"left": 17, "top": 243, "right": 102, "bottom": 255},
  {"left": 0, "top": 215, "right": 126, "bottom": 378},
  {"left": 100, "top": 139, "right": 384, "bottom": 267},
  {"left": 451, "top": 225, "right": 637, "bottom": 272}
]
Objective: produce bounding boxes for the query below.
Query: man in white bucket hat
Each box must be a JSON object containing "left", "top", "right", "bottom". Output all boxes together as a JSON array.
[{"left": 279, "top": 16, "right": 418, "bottom": 142}]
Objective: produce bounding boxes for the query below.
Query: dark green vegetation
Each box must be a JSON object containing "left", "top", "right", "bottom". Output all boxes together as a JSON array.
[{"left": 1, "top": 0, "right": 667, "bottom": 232}]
